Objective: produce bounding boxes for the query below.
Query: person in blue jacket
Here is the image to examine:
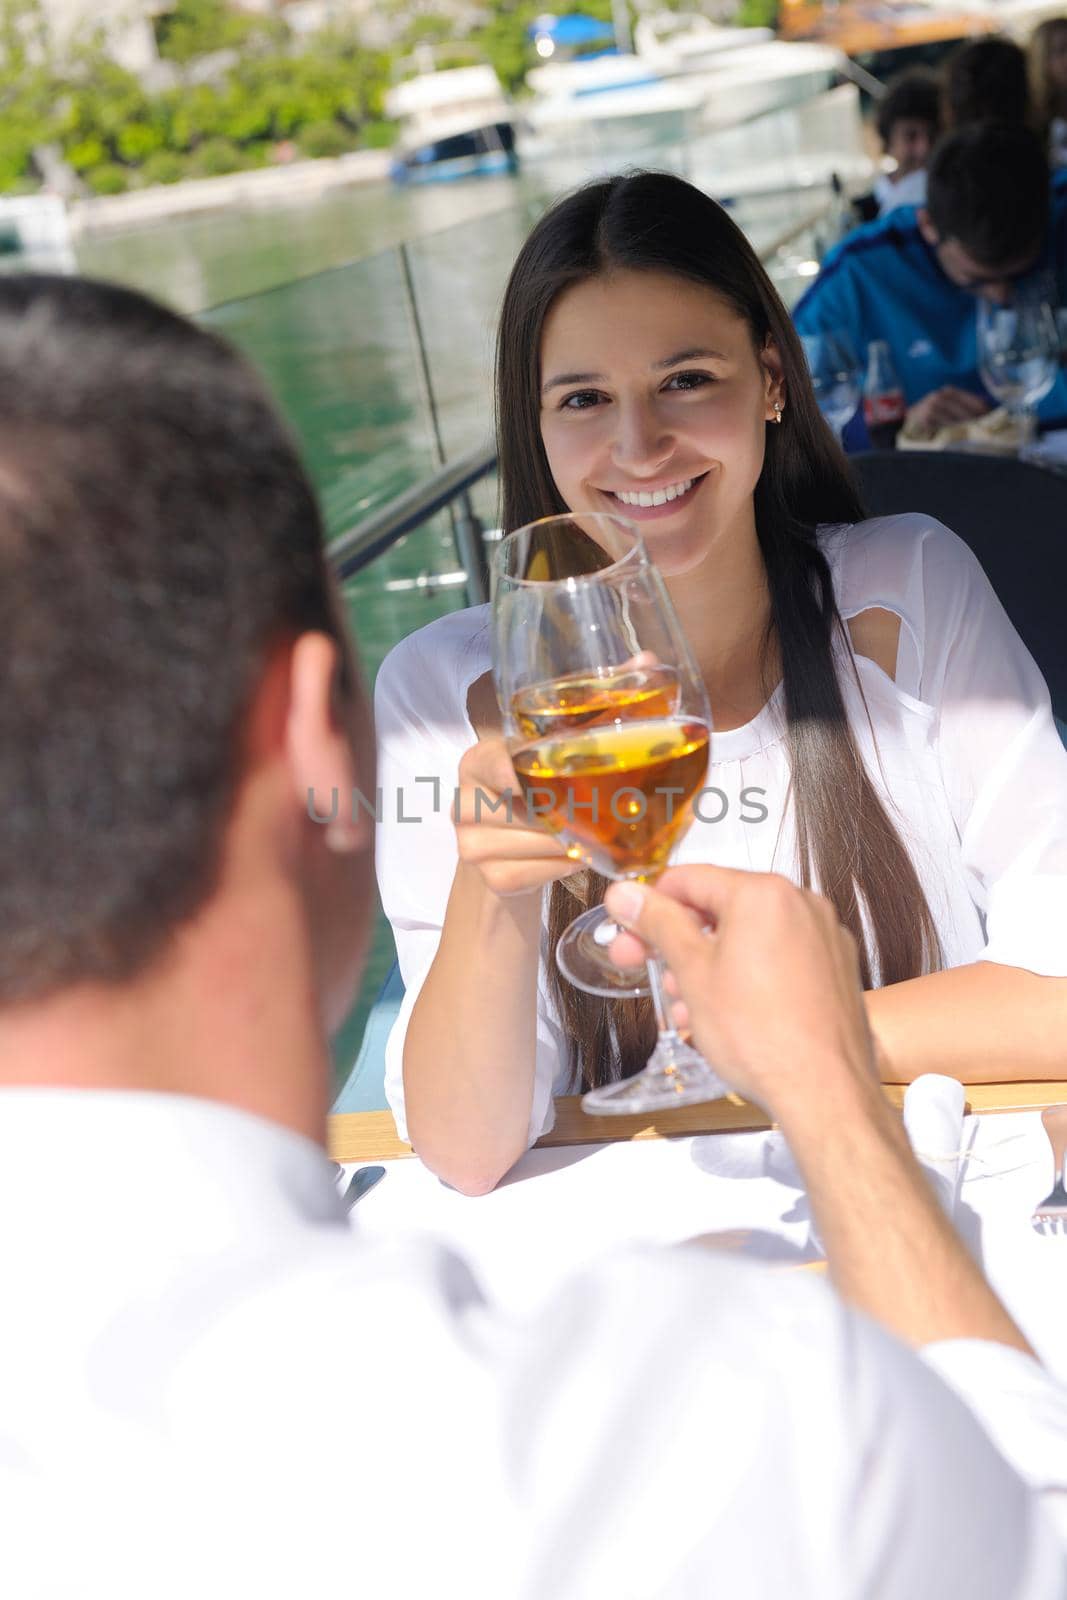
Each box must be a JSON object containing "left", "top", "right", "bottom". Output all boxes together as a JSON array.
[{"left": 794, "top": 122, "right": 1067, "bottom": 440}]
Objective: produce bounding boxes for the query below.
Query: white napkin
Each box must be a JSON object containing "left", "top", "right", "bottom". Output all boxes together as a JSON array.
[
  {"left": 1022, "top": 427, "right": 1067, "bottom": 469},
  {"left": 903, "top": 1074, "right": 966, "bottom": 1218}
]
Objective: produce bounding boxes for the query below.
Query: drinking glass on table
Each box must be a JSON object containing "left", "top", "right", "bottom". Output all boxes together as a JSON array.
[
  {"left": 977, "top": 299, "right": 1058, "bottom": 442},
  {"left": 800, "top": 331, "right": 862, "bottom": 443},
  {"left": 491, "top": 511, "right": 729, "bottom": 1114}
]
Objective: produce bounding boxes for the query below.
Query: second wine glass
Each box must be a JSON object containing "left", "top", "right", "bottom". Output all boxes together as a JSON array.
[
  {"left": 492, "top": 511, "right": 730, "bottom": 1113},
  {"left": 800, "top": 331, "right": 862, "bottom": 443},
  {"left": 977, "top": 298, "right": 1058, "bottom": 443}
]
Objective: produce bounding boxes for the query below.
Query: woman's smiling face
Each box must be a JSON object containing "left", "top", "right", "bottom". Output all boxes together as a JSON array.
[{"left": 539, "top": 269, "right": 783, "bottom": 576}]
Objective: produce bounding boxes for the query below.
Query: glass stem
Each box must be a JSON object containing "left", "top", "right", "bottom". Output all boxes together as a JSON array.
[{"left": 645, "top": 954, "right": 680, "bottom": 1042}]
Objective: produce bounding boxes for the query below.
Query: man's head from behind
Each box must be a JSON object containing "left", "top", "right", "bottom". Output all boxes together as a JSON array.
[
  {"left": 0, "top": 277, "right": 372, "bottom": 1072},
  {"left": 919, "top": 122, "right": 1050, "bottom": 303}
]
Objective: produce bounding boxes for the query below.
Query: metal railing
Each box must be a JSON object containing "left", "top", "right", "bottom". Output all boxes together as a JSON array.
[{"left": 330, "top": 439, "right": 497, "bottom": 602}]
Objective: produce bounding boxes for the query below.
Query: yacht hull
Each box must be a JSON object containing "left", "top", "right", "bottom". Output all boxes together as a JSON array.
[{"left": 390, "top": 122, "right": 518, "bottom": 184}]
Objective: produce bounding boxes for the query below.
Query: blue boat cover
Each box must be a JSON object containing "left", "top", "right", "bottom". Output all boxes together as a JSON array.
[{"left": 529, "top": 13, "right": 615, "bottom": 45}]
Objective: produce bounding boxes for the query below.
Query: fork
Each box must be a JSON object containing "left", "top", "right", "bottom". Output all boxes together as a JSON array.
[
  {"left": 1032, "top": 1106, "right": 1067, "bottom": 1234},
  {"left": 343, "top": 1165, "right": 386, "bottom": 1214}
]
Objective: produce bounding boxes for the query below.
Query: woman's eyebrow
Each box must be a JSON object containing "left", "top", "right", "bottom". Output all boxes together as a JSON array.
[
  {"left": 653, "top": 347, "right": 727, "bottom": 369},
  {"left": 541, "top": 348, "right": 728, "bottom": 394},
  {"left": 541, "top": 369, "right": 604, "bottom": 394}
]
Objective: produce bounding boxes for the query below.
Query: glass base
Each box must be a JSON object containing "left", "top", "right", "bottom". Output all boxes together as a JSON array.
[
  {"left": 1007, "top": 404, "right": 1039, "bottom": 449},
  {"left": 556, "top": 904, "right": 651, "bottom": 999},
  {"left": 581, "top": 1033, "right": 730, "bottom": 1115}
]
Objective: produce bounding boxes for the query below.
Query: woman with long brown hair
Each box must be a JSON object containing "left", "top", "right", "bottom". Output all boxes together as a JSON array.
[
  {"left": 1030, "top": 16, "right": 1067, "bottom": 168},
  {"left": 375, "top": 172, "right": 1067, "bottom": 1194}
]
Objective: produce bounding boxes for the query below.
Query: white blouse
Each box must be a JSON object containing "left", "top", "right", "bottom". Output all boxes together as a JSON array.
[{"left": 374, "top": 515, "right": 1067, "bottom": 1146}]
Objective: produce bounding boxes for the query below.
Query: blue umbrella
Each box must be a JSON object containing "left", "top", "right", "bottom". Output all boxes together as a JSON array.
[{"left": 528, "top": 13, "right": 616, "bottom": 46}]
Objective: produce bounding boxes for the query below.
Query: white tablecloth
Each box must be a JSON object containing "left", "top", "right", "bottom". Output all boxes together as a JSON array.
[{"left": 345, "top": 1110, "right": 1067, "bottom": 1375}]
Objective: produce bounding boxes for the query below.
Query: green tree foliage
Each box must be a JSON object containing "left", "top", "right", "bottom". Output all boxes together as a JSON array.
[
  {"left": 735, "top": 0, "right": 778, "bottom": 26},
  {"left": 475, "top": 0, "right": 618, "bottom": 94},
  {"left": 84, "top": 161, "right": 128, "bottom": 193},
  {"left": 155, "top": 0, "right": 285, "bottom": 65},
  {"left": 0, "top": 0, "right": 62, "bottom": 188},
  {"left": 0, "top": 0, "right": 393, "bottom": 193},
  {"left": 299, "top": 119, "right": 358, "bottom": 160},
  {"left": 139, "top": 149, "right": 185, "bottom": 184},
  {"left": 0, "top": 0, "right": 774, "bottom": 196}
]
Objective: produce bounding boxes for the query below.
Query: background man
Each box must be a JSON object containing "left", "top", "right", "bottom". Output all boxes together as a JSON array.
[
  {"left": 795, "top": 122, "right": 1067, "bottom": 438},
  {"left": 0, "top": 275, "right": 1063, "bottom": 1598}
]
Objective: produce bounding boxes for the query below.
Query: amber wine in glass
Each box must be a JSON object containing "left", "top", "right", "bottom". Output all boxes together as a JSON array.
[
  {"left": 511, "top": 718, "right": 709, "bottom": 879},
  {"left": 492, "top": 512, "right": 729, "bottom": 1114},
  {"left": 510, "top": 662, "right": 680, "bottom": 738}
]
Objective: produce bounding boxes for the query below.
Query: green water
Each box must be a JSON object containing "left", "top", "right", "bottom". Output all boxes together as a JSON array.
[{"left": 72, "top": 107, "right": 848, "bottom": 1085}]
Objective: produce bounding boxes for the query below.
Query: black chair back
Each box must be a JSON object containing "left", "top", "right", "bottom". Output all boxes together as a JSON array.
[{"left": 850, "top": 449, "right": 1067, "bottom": 718}]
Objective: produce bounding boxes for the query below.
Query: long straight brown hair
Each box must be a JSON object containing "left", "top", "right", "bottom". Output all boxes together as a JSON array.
[
  {"left": 494, "top": 172, "right": 941, "bottom": 1089},
  {"left": 1030, "top": 18, "right": 1067, "bottom": 129}
]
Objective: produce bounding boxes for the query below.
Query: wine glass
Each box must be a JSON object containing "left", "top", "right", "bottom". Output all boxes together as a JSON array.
[
  {"left": 977, "top": 299, "right": 1058, "bottom": 443},
  {"left": 492, "top": 511, "right": 729, "bottom": 1114},
  {"left": 800, "top": 331, "right": 861, "bottom": 442}
]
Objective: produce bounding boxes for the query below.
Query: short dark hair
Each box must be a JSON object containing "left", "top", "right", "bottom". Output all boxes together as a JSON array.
[
  {"left": 0, "top": 275, "right": 341, "bottom": 1001},
  {"left": 876, "top": 67, "right": 942, "bottom": 148},
  {"left": 926, "top": 122, "right": 1049, "bottom": 266},
  {"left": 944, "top": 36, "right": 1032, "bottom": 129}
]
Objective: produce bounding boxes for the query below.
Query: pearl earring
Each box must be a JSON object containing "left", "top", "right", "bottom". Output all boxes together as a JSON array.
[
  {"left": 773, "top": 400, "right": 784, "bottom": 424},
  {"left": 324, "top": 820, "right": 360, "bottom": 854}
]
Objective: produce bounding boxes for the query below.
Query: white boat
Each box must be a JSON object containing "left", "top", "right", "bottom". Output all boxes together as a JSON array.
[
  {"left": 523, "top": 52, "right": 709, "bottom": 153},
  {"left": 0, "top": 195, "right": 74, "bottom": 273},
  {"left": 386, "top": 65, "right": 518, "bottom": 185},
  {"left": 635, "top": 15, "right": 847, "bottom": 129},
  {"left": 521, "top": 18, "right": 846, "bottom": 157},
  {"left": 633, "top": 13, "right": 775, "bottom": 73},
  {"left": 687, "top": 39, "right": 847, "bottom": 130}
]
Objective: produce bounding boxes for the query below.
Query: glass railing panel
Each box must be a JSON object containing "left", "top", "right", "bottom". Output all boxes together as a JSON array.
[
  {"left": 685, "top": 82, "right": 870, "bottom": 216},
  {"left": 74, "top": 174, "right": 526, "bottom": 314},
  {"left": 203, "top": 250, "right": 443, "bottom": 536},
  {"left": 332, "top": 476, "right": 499, "bottom": 1083},
  {"left": 401, "top": 206, "right": 534, "bottom": 462},
  {"left": 763, "top": 218, "right": 832, "bottom": 309},
  {"left": 199, "top": 255, "right": 497, "bottom": 1091}
]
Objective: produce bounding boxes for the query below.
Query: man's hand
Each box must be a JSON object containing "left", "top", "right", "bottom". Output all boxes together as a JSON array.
[
  {"left": 607, "top": 867, "right": 1032, "bottom": 1354},
  {"left": 605, "top": 866, "right": 876, "bottom": 1128},
  {"left": 904, "top": 386, "right": 989, "bottom": 437}
]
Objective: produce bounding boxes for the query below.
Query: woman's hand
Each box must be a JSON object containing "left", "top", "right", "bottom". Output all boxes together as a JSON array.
[{"left": 453, "top": 736, "right": 583, "bottom": 898}]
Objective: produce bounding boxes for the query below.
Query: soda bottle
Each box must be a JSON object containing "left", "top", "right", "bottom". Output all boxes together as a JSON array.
[{"left": 863, "top": 340, "right": 906, "bottom": 449}]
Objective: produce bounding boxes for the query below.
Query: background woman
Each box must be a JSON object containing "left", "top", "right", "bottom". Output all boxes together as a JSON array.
[
  {"left": 376, "top": 173, "right": 1067, "bottom": 1194},
  {"left": 1030, "top": 17, "right": 1067, "bottom": 168}
]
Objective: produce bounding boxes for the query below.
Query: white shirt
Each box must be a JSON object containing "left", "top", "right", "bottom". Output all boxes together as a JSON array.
[
  {"left": 0, "top": 1088, "right": 1065, "bottom": 1599},
  {"left": 375, "top": 516, "right": 1067, "bottom": 1145},
  {"left": 874, "top": 166, "right": 928, "bottom": 215}
]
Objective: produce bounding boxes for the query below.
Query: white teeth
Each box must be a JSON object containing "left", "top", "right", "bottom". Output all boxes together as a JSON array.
[{"left": 614, "top": 477, "right": 694, "bottom": 507}]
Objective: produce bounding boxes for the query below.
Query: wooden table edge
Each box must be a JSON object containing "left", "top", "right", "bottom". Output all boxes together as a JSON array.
[{"left": 327, "top": 1081, "right": 1067, "bottom": 1163}]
